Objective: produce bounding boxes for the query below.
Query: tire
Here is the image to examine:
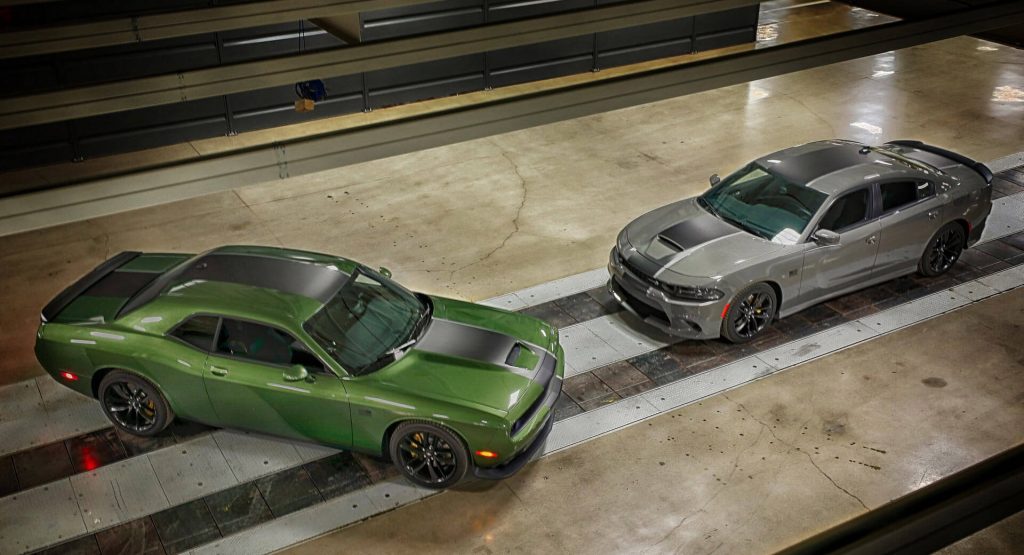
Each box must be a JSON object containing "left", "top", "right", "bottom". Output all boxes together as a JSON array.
[
  {"left": 98, "top": 371, "right": 174, "bottom": 437},
  {"left": 720, "top": 283, "right": 778, "bottom": 344},
  {"left": 389, "top": 421, "right": 469, "bottom": 489},
  {"left": 919, "top": 223, "right": 965, "bottom": 277}
]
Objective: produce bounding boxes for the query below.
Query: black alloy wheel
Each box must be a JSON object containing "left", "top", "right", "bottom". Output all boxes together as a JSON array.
[
  {"left": 721, "top": 283, "right": 777, "bottom": 343},
  {"left": 920, "top": 223, "right": 965, "bottom": 277},
  {"left": 98, "top": 371, "right": 173, "bottom": 436},
  {"left": 389, "top": 421, "right": 468, "bottom": 489}
]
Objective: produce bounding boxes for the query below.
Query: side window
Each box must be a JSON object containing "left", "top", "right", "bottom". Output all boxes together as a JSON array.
[
  {"left": 216, "top": 318, "right": 326, "bottom": 373},
  {"left": 818, "top": 189, "right": 869, "bottom": 233},
  {"left": 170, "top": 315, "right": 219, "bottom": 351},
  {"left": 880, "top": 181, "right": 919, "bottom": 212}
]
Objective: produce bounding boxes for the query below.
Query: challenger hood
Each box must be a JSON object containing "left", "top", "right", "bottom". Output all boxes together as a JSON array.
[
  {"left": 374, "top": 296, "right": 556, "bottom": 417},
  {"left": 623, "top": 198, "right": 786, "bottom": 279}
]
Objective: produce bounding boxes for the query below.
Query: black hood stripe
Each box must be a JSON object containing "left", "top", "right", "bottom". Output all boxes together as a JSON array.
[
  {"left": 415, "top": 319, "right": 536, "bottom": 378},
  {"left": 656, "top": 215, "right": 737, "bottom": 254}
]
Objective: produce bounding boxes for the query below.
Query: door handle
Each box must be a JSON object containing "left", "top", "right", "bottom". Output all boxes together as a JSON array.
[
  {"left": 210, "top": 366, "right": 229, "bottom": 377},
  {"left": 866, "top": 235, "right": 878, "bottom": 245}
]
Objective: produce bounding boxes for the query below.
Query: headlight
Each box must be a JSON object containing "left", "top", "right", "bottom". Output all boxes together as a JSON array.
[{"left": 662, "top": 284, "right": 725, "bottom": 301}]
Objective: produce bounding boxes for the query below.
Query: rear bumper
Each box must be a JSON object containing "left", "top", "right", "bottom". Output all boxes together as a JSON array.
[{"left": 473, "top": 412, "right": 554, "bottom": 480}]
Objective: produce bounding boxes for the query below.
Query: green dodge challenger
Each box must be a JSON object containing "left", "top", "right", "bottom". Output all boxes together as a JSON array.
[{"left": 35, "top": 246, "right": 564, "bottom": 488}]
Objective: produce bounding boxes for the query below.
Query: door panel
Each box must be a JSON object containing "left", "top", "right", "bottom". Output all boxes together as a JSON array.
[
  {"left": 799, "top": 220, "right": 881, "bottom": 304},
  {"left": 874, "top": 183, "right": 943, "bottom": 275},
  {"left": 203, "top": 354, "right": 352, "bottom": 446}
]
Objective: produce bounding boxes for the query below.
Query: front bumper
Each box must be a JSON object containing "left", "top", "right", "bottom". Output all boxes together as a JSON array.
[
  {"left": 474, "top": 346, "right": 563, "bottom": 479},
  {"left": 473, "top": 413, "right": 554, "bottom": 479},
  {"left": 607, "top": 248, "right": 725, "bottom": 340}
]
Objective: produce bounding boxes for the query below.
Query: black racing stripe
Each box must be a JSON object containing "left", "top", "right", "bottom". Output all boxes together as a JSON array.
[
  {"left": 82, "top": 270, "right": 159, "bottom": 298},
  {"left": 176, "top": 254, "right": 348, "bottom": 303},
  {"left": 657, "top": 214, "right": 737, "bottom": 252},
  {"left": 770, "top": 142, "right": 868, "bottom": 185},
  {"left": 415, "top": 319, "right": 519, "bottom": 369}
]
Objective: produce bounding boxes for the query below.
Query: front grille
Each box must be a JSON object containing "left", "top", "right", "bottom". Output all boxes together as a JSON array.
[
  {"left": 611, "top": 278, "right": 670, "bottom": 325},
  {"left": 619, "top": 252, "right": 659, "bottom": 288}
]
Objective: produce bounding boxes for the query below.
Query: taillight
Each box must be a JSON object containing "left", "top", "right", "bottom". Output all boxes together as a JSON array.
[{"left": 59, "top": 371, "right": 79, "bottom": 381}]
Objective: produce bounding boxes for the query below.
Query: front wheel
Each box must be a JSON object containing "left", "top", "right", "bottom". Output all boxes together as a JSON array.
[
  {"left": 720, "top": 283, "right": 777, "bottom": 344},
  {"left": 98, "top": 371, "right": 173, "bottom": 437},
  {"left": 389, "top": 421, "right": 469, "bottom": 489},
  {"left": 919, "top": 223, "right": 965, "bottom": 277}
]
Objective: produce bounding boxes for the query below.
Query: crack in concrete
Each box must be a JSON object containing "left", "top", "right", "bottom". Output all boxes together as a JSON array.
[
  {"left": 777, "top": 90, "right": 839, "bottom": 136},
  {"left": 647, "top": 420, "right": 766, "bottom": 553},
  {"left": 723, "top": 394, "right": 869, "bottom": 511},
  {"left": 100, "top": 233, "right": 111, "bottom": 261},
  {"left": 234, "top": 190, "right": 286, "bottom": 247},
  {"left": 450, "top": 151, "right": 528, "bottom": 277}
]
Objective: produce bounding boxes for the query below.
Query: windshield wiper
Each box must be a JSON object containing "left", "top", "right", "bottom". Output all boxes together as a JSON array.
[{"left": 697, "top": 196, "right": 719, "bottom": 218}]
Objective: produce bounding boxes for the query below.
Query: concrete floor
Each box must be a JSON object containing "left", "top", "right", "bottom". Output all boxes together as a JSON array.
[
  {"left": 284, "top": 288, "right": 1024, "bottom": 555},
  {"left": 2, "top": 22, "right": 1022, "bottom": 385},
  {"left": 0, "top": 2, "right": 1021, "bottom": 553}
]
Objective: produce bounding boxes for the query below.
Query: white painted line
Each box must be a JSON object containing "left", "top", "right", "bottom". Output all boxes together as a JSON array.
[
  {"left": 988, "top": 152, "right": 1024, "bottom": 173},
  {"left": 761, "top": 0, "right": 830, "bottom": 14},
  {"left": 756, "top": 320, "right": 879, "bottom": 369},
  {"left": 212, "top": 430, "right": 303, "bottom": 483},
  {"left": 977, "top": 264, "right": 1024, "bottom": 292},
  {"left": 479, "top": 267, "right": 608, "bottom": 310},
  {"left": 188, "top": 478, "right": 436, "bottom": 555},
  {"left": 71, "top": 456, "right": 170, "bottom": 533},
  {"left": 0, "top": 479, "right": 86, "bottom": 554},
  {"left": 149, "top": 434, "right": 238, "bottom": 506},
  {"left": 543, "top": 396, "right": 660, "bottom": 453},
  {"left": 641, "top": 357, "right": 774, "bottom": 413}
]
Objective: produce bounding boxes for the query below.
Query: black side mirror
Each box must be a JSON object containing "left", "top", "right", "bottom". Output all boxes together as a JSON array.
[
  {"left": 709, "top": 174, "right": 721, "bottom": 187},
  {"left": 812, "top": 229, "right": 840, "bottom": 246}
]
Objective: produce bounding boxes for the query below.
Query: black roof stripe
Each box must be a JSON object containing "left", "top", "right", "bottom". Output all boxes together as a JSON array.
[
  {"left": 175, "top": 254, "right": 349, "bottom": 303},
  {"left": 768, "top": 143, "right": 870, "bottom": 186}
]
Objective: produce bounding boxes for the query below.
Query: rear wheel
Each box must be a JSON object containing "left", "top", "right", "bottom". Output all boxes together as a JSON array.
[
  {"left": 389, "top": 421, "right": 469, "bottom": 489},
  {"left": 720, "top": 283, "right": 777, "bottom": 344},
  {"left": 98, "top": 371, "right": 173, "bottom": 437},
  {"left": 919, "top": 223, "right": 964, "bottom": 277}
]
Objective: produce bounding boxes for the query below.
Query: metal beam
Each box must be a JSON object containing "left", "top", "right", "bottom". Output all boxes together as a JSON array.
[
  {"left": 0, "top": 0, "right": 440, "bottom": 59},
  {"left": 0, "top": 0, "right": 761, "bottom": 131},
  {"left": 2, "top": 1, "right": 1022, "bottom": 236}
]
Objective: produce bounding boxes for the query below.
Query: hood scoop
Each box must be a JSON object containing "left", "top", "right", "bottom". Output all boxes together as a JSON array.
[
  {"left": 505, "top": 342, "right": 540, "bottom": 370},
  {"left": 657, "top": 216, "right": 738, "bottom": 252},
  {"left": 657, "top": 233, "right": 686, "bottom": 252}
]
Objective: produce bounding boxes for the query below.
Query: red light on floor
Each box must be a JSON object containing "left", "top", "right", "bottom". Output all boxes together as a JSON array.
[
  {"left": 81, "top": 452, "right": 99, "bottom": 471},
  {"left": 60, "top": 371, "right": 78, "bottom": 381},
  {"left": 475, "top": 450, "right": 499, "bottom": 459},
  {"left": 720, "top": 303, "right": 731, "bottom": 319}
]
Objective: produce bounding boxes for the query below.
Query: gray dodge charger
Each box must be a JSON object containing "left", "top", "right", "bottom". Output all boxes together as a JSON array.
[{"left": 608, "top": 140, "right": 993, "bottom": 343}]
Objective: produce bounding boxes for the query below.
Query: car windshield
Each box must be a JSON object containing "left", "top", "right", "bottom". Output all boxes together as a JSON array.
[
  {"left": 303, "top": 268, "right": 429, "bottom": 376},
  {"left": 699, "top": 163, "right": 828, "bottom": 243}
]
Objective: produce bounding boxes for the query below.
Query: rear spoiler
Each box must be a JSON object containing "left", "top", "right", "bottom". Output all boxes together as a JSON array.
[
  {"left": 40, "top": 251, "right": 141, "bottom": 322},
  {"left": 886, "top": 140, "right": 993, "bottom": 184}
]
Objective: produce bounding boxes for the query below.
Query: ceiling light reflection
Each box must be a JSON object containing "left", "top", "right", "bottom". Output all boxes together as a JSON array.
[
  {"left": 850, "top": 122, "right": 883, "bottom": 135},
  {"left": 992, "top": 85, "right": 1024, "bottom": 103}
]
